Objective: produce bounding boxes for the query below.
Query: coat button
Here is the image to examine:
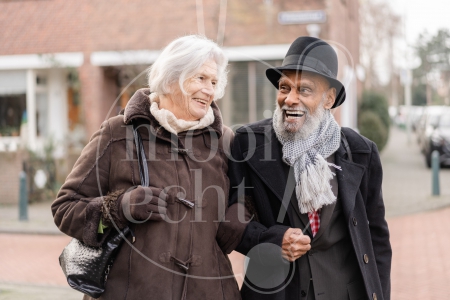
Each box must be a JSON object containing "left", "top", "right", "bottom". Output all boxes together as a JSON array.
[
  {"left": 364, "top": 254, "right": 369, "bottom": 264},
  {"left": 352, "top": 217, "right": 357, "bottom": 226},
  {"left": 372, "top": 292, "right": 377, "bottom": 300},
  {"left": 301, "top": 290, "right": 307, "bottom": 297}
]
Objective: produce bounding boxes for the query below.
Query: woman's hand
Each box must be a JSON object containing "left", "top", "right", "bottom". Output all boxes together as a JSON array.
[{"left": 120, "top": 186, "right": 168, "bottom": 223}]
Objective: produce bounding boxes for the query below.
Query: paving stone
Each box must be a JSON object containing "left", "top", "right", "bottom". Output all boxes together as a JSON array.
[{"left": 0, "top": 283, "right": 80, "bottom": 300}]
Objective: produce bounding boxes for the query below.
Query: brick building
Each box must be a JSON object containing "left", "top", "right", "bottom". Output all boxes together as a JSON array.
[{"left": 0, "top": 0, "right": 360, "bottom": 203}]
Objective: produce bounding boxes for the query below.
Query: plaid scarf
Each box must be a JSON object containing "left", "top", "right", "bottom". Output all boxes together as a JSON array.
[{"left": 273, "top": 109, "right": 341, "bottom": 213}]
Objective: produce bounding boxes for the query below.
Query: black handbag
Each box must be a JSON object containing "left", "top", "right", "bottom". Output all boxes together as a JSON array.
[
  {"left": 59, "top": 121, "right": 148, "bottom": 298},
  {"left": 59, "top": 226, "right": 130, "bottom": 298}
]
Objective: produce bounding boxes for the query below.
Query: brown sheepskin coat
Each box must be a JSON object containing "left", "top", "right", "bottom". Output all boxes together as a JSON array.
[{"left": 52, "top": 88, "right": 246, "bottom": 300}]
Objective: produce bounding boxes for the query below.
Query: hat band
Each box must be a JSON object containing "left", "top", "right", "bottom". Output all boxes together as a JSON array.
[{"left": 282, "top": 55, "right": 335, "bottom": 78}]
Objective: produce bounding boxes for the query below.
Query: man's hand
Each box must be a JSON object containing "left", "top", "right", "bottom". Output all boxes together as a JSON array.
[{"left": 281, "top": 228, "right": 311, "bottom": 262}]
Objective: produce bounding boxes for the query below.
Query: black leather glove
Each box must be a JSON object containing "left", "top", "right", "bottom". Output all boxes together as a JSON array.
[{"left": 120, "top": 186, "right": 168, "bottom": 223}]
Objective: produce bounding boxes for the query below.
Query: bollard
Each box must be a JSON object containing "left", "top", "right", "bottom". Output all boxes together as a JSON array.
[
  {"left": 431, "top": 150, "right": 440, "bottom": 196},
  {"left": 19, "top": 171, "right": 28, "bottom": 221}
]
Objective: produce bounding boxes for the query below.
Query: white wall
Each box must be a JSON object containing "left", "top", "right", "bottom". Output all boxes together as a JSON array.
[
  {"left": 47, "top": 69, "right": 68, "bottom": 158},
  {"left": 340, "top": 66, "right": 358, "bottom": 129}
]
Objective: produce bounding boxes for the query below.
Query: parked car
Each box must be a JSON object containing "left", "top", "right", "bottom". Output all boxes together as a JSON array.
[
  {"left": 410, "top": 106, "right": 425, "bottom": 132},
  {"left": 393, "top": 105, "right": 424, "bottom": 130},
  {"left": 421, "top": 108, "right": 450, "bottom": 168},
  {"left": 416, "top": 106, "right": 445, "bottom": 146}
]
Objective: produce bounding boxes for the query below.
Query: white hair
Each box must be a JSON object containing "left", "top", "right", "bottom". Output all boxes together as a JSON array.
[{"left": 148, "top": 35, "right": 228, "bottom": 100}]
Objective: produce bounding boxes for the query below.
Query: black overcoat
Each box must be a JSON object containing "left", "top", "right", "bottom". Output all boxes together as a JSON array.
[{"left": 228, "top": 118, "right": 392, "bottom": 300}]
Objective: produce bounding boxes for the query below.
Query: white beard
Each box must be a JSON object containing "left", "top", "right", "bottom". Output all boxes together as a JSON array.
[{"left": 273, "top": 97, "right": 327, "bottom": 142}]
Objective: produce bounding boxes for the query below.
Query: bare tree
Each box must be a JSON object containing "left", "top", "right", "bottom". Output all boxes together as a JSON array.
[
  {"left": 360, "top": 0, "right": 401, "bottom": 97},
  {"left": 414, "top": 29, "right": 450, "bottom": 105}
]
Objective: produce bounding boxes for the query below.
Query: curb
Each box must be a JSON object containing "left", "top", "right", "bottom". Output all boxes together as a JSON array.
[{"left": 0, "top": 228, "right": 63, "bottom": 236}]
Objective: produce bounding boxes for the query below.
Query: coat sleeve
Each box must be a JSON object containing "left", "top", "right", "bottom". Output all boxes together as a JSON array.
[
  {"left": 51, "top": 120, "right": 118, "bottom": 246},
  {"left": 226, "top": 133, "right": 290, "bottom": 266},
  {"left": 215, "top": 202, "right": 251, "bottom": 254},
  {"left": 216, "top": 125, "right": 252, "bottom": 254},
  {"left": 366, "top": 141, "right": 392, "bottom": 300}
]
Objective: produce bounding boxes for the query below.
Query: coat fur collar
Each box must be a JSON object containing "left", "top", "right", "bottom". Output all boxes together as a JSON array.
[{"left": 122, "top": 88, "right": 224, "bottom": 137}]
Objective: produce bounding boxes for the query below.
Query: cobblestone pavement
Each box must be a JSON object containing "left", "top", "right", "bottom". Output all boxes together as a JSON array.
[
  {"left": 389, "top": 206, "right": 450, "bottom": 299},
  {"left": 0, "top": 234, "right": 79, "bottom": 299},
  {"left": 0, "top": 127, "right": 449, "bottom": 299}
]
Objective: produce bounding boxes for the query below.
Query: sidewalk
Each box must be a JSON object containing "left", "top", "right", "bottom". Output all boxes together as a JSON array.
[
  {"left": 382, "top": 126, "right": 450, "bottom": 299},
  {"left": 0, "top": 126, "right": 450, "bottom": 299},
  {"left": 0, "top": 201, "right": 60, "bottom": 235},
  {"left": 381, "top": 127, "right": 450, "bottom": 217},
  {"left": 0, "top": 283, "right": 79, "bottom": 300}
]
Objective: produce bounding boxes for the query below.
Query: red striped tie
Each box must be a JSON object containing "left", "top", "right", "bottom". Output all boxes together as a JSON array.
[{"left": 308, "top": 210, "right": 321, "bottom": 237}]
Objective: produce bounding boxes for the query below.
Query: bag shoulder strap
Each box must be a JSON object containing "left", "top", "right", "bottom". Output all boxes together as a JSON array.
[
  {"left": 132, "top": 121, "right": 149, "bottom": 186},
  {"left": 341, "top": 129, "right": 353, "bottom": 162}
]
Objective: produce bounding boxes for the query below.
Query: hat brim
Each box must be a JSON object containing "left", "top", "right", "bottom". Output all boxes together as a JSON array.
[{"left": 266, "top": 66, "right": 346, "bottom": 109}]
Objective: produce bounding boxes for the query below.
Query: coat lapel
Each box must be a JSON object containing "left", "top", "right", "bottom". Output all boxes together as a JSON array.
[
  {"left": 313, "top": 154, "right": 339, "bottom": 241},
  {"left": 286, "top": 166, "right": 313, "bottom": 235},
  {"left": 335, "top": 144, "right": 366, "bottom": 217},
  {"left": 312, "top": 199, "right": 336, "bottom": 242},
  {"left": 245, "top": 129, "right": 287, "bottom": 203}
]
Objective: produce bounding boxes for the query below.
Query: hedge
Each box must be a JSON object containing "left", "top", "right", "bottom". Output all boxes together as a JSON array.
[{"left": 358, "top": 111, "right": 389, "bottom": 152}]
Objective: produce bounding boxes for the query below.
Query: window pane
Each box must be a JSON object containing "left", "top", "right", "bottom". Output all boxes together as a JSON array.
[
  {"left": 222, "top": 60, "right": 281, "bottom": 127},
  {"left": 0, "top": 94, "right": 26, "bottom": 137},
  {"left": 230, "top": 62, "right": 249, "bottom": 126},
  {"left": 256, "top": 61, "right": 278, "bottom": 120}
]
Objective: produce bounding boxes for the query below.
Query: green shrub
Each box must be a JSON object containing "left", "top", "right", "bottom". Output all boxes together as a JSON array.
[
  {"left": 358, "top": 90, "right": 391, "bottom": 152},
  {"left": 358, "top": 111, "right": 388, "bottom": 152},
  {"left": 359, "top": 91, "right": 391, "bottom": 130}
]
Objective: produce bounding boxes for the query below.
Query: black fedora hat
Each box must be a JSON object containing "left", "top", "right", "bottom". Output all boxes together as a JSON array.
[{"left": 266, "top": 36, "right": 346, "bottom": 108}]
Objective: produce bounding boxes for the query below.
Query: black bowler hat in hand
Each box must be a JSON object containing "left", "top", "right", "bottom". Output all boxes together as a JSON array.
[{"left": 266, "top": 36, "right": 346, "bottom": 108}]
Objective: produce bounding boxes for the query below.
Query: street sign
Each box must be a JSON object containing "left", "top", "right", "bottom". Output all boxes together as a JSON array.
[{"left": 278, "top": 10, "right": 327, "bottom": 25}]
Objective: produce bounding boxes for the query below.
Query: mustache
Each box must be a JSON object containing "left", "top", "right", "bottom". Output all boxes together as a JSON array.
[{"left": 280, "top": 105, "right": 309, "bottom": 114}]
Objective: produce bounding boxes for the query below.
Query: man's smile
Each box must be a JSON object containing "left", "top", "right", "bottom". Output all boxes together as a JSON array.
[{"left": 284, "top": 109, "right": 306, "bottom": 119}]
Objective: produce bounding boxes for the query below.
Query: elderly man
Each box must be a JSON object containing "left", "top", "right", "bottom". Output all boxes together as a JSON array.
[{"left": 227, "top": 37, "right": 391, "bottom": 300}]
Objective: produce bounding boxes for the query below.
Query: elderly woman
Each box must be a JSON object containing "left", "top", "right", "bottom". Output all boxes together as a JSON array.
[{"left": 52, "top": 35, "right": 247, "bottom": 300}]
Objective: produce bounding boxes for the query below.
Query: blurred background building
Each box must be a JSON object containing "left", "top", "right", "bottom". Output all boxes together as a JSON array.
[{"left": 0, "top": 0, "right": 360, "bottom": 203}]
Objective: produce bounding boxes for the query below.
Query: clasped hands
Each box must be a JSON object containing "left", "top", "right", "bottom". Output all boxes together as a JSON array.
[{"left": 281, "top": 228, "right": 311, "bottom": 262}]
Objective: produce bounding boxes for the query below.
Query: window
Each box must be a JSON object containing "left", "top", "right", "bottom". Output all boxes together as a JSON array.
[
  {"left": 0, "top": 94, "right": 26, "bottom": 137},
  {"left": 255, "top": 62, "right": 278, "bottom": 120},
  {"left": 230, "top": 62, "right": 250, "bottom": 125},
  {"left": 221, "top": 60, "right": 280, "bottom": 127}
]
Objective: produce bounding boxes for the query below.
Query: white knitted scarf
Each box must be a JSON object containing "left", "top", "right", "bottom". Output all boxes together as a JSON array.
[
  {"left": 273, "top": 109, "right": 341, "bottom": 213},
  {"left": 149, "top": 93, "right": 214, "bottom": 134}
]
